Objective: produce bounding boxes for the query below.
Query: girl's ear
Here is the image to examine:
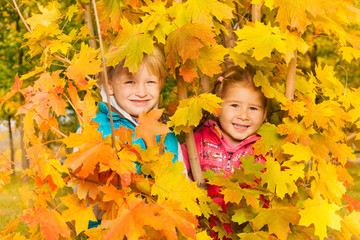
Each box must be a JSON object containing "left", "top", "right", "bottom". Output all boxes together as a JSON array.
[
  {"left": 262, "top": 108, "right": 268, "bottom": 122},
  {"left": 213, "top": 112, "right": 219, "bottom": 118}
]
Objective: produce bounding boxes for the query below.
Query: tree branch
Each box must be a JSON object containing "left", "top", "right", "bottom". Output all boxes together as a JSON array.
[{"left": 91, "top": 0, "right": 116, "bottom": 148}]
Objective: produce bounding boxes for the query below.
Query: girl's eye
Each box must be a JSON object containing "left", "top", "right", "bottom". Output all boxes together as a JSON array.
[{"left": 249, "top": 106, "right": 258, "bottom": 111}]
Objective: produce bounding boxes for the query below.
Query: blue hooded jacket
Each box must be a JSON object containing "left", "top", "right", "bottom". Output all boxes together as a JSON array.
[{"left": 92, "top": 102, "right": 179, "bottom": 172}]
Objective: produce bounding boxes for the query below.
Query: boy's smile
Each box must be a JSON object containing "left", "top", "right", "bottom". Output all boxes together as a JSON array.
[
  {"left": 218, "top": 85, "right": 267, "bottom": 146},
  {"left": 109, "top": 62, "right": 161, "bottom": 119}
]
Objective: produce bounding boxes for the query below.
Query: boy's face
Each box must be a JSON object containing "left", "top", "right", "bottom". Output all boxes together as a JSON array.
[
  {"left": 218, "top": 85, "right": 267, "bottom": 146},
  {"left": 109, "top": 62, "right": 161, "bottom": 119}
]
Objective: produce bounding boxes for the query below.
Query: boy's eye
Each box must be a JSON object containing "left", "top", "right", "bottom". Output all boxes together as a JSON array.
[
  {"left": 230, "top": 104, "right": 239, "bottom": 108},
  {"left": 125, "top": 80, "right": 135, "bottom": 84},
  {"left": 147, "top": 80, "right": 157, "bottom": 84}
]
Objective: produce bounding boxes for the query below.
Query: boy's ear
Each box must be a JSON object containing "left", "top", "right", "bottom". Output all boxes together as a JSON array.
[{"left": 108, "top": 83, "right": 114, "bottom": 95}]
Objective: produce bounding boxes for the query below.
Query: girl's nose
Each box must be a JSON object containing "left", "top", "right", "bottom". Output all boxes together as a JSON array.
[
  {"left": 237, "top": 108, "right": 249, "bottom": 120},
  {"left": 135, "top": 83, "right": 147, "bottom": 97}
]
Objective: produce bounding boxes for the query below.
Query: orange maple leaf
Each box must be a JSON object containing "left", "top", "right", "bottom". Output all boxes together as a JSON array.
[
  {"left": 63, "top": 124, "right": 118, "bottom": 178},
  {"left": 20, "top": 207, "right": 70, "bottom": 240},
  {"left": 134, "top": 109, "right": 170, "bottom": 147},
  {"left": 165, "top": 23, "right": 216, "bottom": 74}
]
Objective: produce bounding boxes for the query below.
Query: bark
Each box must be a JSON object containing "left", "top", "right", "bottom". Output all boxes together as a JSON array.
[
  {"left": 177, "top": 76, "right": 206, "bottom": 189},
  {"left": 84, "top": 4, "right": 97, "bottom": 49},
  {"left": 200, "top": 75, "right": 210, "bottom": 93},
  {"left": 286, "top": 51, "right": 297, "bottom": 100},
  {"left": 8, "top": 116, "right": 15, "bottom": 173},
  {"left": 251, "top": 4, "right": 262, "bottom": 22},
  {"left": 221, "top": 20, "right": 236, "bottom": 68}
]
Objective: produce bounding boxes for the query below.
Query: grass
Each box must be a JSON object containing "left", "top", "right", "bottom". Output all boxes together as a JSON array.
[{"left": 0, "top": 172, "right": 33, "bottom": 234}]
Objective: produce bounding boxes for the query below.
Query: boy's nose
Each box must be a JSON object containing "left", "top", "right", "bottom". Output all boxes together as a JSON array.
[{"left": 135, "top": 84, "right": 147, "bottom": 97}]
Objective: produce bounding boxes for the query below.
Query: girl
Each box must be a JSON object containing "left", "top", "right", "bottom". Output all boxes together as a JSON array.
[{"left": 181, "top": 65, "right": 268, "bottom": 239}]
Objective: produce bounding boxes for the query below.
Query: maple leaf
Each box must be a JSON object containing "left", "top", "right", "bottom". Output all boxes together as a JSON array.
[
  {"left": 25, "top": 2, "right": 62, "bottom": 29},
  {"left": 165, "top": 23, "right": 216, "bottom": 74},
  {"left": 106, "top": 18, "right": 154, "bottom": 73},
  {"left": 261, "top": 157, "right": 303, "bottom": 199},
  {"left": 234, "top": 22, "right": 286, "bottom": 61},
  {"left": 253, "top": 70, "right": 288, "bottom": 104},
  {"left": 168, "top": 93, "right": 222, "bottom": 134},
  {"left": 134, "top": 108, "right": 170, "bottom": 147},
  {"left": 100, "top": 185, "right": 126, "bottom": 207},
  {"left": 282, "top": 142, "right": 313, "bottom": 162},
  {"left": 32, "top": 153, "right": 69, "bottom": 191},
  {"left": 60, "top": 194, "right": 97, "bottom": 234},
  {"left": 97, "top": 0, "right": 125, "bottom": 33},
  {"left": 277, "top": 118, "right": 316, "bottom": 145},
  {"left": 151, "top": 160, "right": 206, "bottom": 216},
  {"left": 241, "top": 156, "right": 265, "bottom": 178},
  {"left": 140, "top": 0, "right": 176, "bottom": 44},
  {"left": 63, "top": 124, "right": 118, "bottom": 178},
  {"left": 252, "top": 122, "right": 285, "bottom": 159},
  {"left": 298, "top": 197, "right": 342, "bottom": 240},
  {"left": 179, "top": 60, "right": 199, "bottom": 83},
  {"left": 308, "top": 161, "right": 346, "bottom": 205},
  {"left": 67, "top": 83, "right": 97, "bottom": 124},
  {"left": 343, "top": 195, "right": 360, "bottom": 213},
  {"left": 237, "top": 231, "right": 270, "bottom": 240},
  {"left": 281, "top": 99, "right": 307, "bottom": 119},
  {"left": 195, "top": 45, "right": 228, "bottom": 77},
  {"left": 20, "top": 207, "right": 70, "bottom": 240},
  {"left": 183, "top": 0, "right": 233, "bottom": 27},
  {"left": 251, "top": 206, "right": 300, "bottom": 240},
  {"left": 66, "top": 43, "right": 102, "bottom": 90},
  {"left": 314, "top": 64, "right": 345, "bottom": 98},
  {"left": 341, "top": 211, "right": 360, "bottom": 240},
  {"left": 68, "top": 177, "right": 100, "bottom": 200}
]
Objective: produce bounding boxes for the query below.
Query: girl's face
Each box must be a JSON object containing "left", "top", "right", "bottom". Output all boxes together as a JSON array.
[
  {"left": 218, "top": 85, "right": 267, "bottom": 146},
  {"left": 109, "top": 62, "right": 161, "bottom": 119}
]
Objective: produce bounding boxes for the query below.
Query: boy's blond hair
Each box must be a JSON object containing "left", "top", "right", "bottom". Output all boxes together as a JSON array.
[{"left": 101, "top": 45, "right": 167, "bottom": 88}]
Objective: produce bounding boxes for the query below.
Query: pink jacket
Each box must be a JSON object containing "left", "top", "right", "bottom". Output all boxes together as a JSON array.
[{"left": 181, "top": 120, "right": 265, "bottom": 177}]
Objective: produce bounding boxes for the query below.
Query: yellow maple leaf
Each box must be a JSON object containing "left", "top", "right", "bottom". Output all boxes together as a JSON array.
[
  {"left": 281, "top": 99, "right": 307, "bottom": 119},
  {"left": 67, "top": 43, "right": 102, "bottom": 89},
  {"left": 151, "top": 160, "right": 206, "bottom": 216},
  {"left": 308, "top": 160, "right": 346, "bottom": 205},
  {"left": 60, "top": 194, "right": 97, "bottom": 234},
  {"left": 196, "top": 45, "right": 228, "bottom": 77},
  {"left": 106, "top": 18, "right": 154, "bottom": 73},
  {"left": 277, "top": 118, "right": 316, "bottom": 145},
  {"left": 341, "top": 212, "right": 360, "bottom": 239},
  {"left": 25, "top": 2, "right": 61, "bottom": 29},
  {"left": 261, "top": 157, "right": 301, "bottom": 199},
  {"left": 315, "top": 64, "right": 345, "bottom": 98},
  {"left": 234, "top": 22, "right": 286, "bottom": 61},
  {"left": 253, "top": 70, "right": 288, "bottom": 104},
  {"left": 168, "top": 93, "right": 222, "bottom": 134},
  {"left": 183, "top": 0, "right": 233, "bottom": 27},
  {"left": 251, "top": 206, "right": 300, "bottom": 240},
  {"left": 299, "top": 196, "right": 342, "bottom": 240},
  {"left": 282, "top": 142, "right": 313, "bottom": 162},
  {"left": 274, "top": 0, "right": 310, "bottom": 33}
]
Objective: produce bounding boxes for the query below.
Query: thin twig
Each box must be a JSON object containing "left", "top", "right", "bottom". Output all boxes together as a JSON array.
[
  {"left": 33, "top": 189, "right": 77, "bottom": 235},
  {"left": 91, "top": 0, "right": 116, "bottom": 149}
]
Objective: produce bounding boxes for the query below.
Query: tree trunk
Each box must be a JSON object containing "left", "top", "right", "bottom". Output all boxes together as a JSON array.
[
  {"left": 200, "top": 75, "right": 210, "bottom": 93},
  {"left": 252, "top": 4, "right": 262, "bottom": 22},
  {"left": 177, "top": 76, "right": 206, "bottom": 189},
  {"left": 286, "top": 51, "right": 297, "bottom": 100},
  {"left": 221, "top": 20, "right": 236, "bottom": 68},
  {"left": 8, "top": 116, "right": 15, "bottom": 174},
  {"left": 84, "top": 4, "right": 97, "bottom": 49}
]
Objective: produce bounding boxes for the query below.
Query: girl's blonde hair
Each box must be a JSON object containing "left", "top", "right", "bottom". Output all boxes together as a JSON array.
[
  {"left": 101, "top": 45, "right": 167, "bottom": 88},
  {"left": 213, "top": 65, "right": 268, "bottom": 109}
]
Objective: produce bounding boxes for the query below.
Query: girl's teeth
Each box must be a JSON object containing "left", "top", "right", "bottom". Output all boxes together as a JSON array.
[{"left": 234, "top": 123, "right": 248, "bottom": 129}]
